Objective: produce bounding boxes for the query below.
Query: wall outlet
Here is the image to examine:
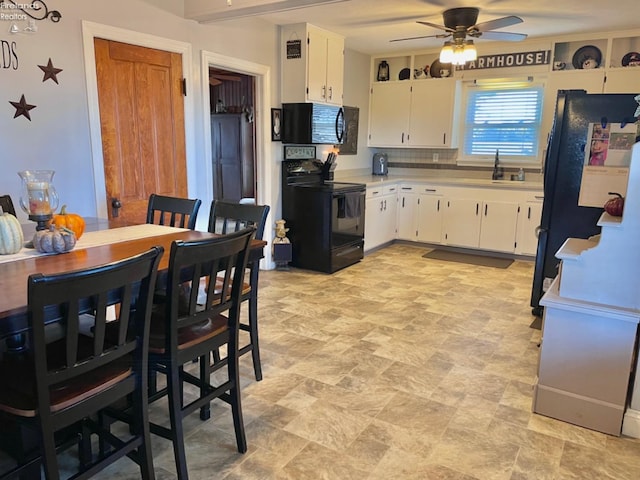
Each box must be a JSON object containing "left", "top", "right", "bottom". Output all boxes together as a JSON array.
[{"left": 432, "top": 153, "right": 439, "bottom": 162}]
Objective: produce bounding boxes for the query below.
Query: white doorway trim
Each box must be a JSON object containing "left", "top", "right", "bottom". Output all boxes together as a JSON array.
[
  {"left": 201, "top": 51, "right": 274, "bottom": 269},
  {"left": 81, "top": 20, "right": 195, "bottom": 219}
]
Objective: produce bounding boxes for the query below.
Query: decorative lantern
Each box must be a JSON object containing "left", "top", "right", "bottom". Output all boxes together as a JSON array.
[
  {"left": 377, "top": 60, "right": 389, "bottom": 82},
  {"left": 18, "top": 170, "right": 59, "bottom": 231}
]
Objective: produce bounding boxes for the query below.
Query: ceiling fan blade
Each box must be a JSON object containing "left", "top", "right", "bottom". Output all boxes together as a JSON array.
[
  {"left": 472, "top": 15, "right": 523, "bottom": 33},
  {"left": 390, "top": 33, "right": 449, "bottom": 43},
  {"left": 209, "top": 78, "right": 223, "bottom": 87},
  {"left": 477, "top": 31, "right": 527, "bottom": 41},
  {"left": 417, "top": 21, "right": 455, "bottom": 33}
]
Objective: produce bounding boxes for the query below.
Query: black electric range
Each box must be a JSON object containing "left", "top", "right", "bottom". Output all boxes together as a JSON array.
[{"left": 281, "top": 154, "right": 366, "bottom": 273}]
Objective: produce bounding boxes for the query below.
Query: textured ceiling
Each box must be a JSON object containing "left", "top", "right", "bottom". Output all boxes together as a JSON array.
[{"left": 184, "top": 0, "right": 640, "bottom": 54}]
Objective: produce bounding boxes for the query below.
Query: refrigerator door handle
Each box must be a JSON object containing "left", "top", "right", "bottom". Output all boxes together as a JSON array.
[{"left": 535, "top": 226, "right": 545, "bottom": 238}]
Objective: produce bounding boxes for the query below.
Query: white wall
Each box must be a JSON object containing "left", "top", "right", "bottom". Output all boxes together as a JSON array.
[
  {"left": 0, "top": 0, "right": 281, "bottom": 226},
  {"left": 338, "top": 48, "right": 373, "bottom": 173}
]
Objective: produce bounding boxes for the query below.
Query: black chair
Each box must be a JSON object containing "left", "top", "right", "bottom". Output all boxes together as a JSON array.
[
  {"left": 147, "top": 227, "right": 255, "bottom": 480},
  {"left": 0, "top": 195, "right": 16, "bottom": 216},
  {"left": 208, "top": 200, "right": 270, "bottom": 381},
  {"left": 146, "top": 194, "right": 202, "bottom": 230},
  {"left": 0, "top": 247, "right": 163, "bottom": 480}
]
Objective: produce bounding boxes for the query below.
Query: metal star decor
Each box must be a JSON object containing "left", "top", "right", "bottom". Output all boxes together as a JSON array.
[
  {"left": 38, "top": 58, "right": 63, "bottom": 84},
  {"left": 9, "top": 94, "right": 36, "bottom": 121}
]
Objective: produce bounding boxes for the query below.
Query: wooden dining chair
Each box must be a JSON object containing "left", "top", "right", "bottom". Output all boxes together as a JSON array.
[
  {"left": 0, "top": 195, "right": 16, "bottom": 216},
  {"left": 0, "top": 247, "right": 162, "bottom": 480},
  {"left": 207, "top": 200, "right": 270, "bottom": 381},
  {"left": 146, "top": 193, "right": 202, "bottom": 230},
  {"left": 146, "top": 227, "right": 255, "bottom": 480}
]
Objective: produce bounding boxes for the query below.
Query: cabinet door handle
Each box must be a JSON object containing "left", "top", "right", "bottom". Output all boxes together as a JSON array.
[
  {"left": 379, "top": 200, "right": 383, "bottom": 212},
  {"left": 484, "top": 204, "right": 488, "bottom": 216},
  {"left": 402, "top": 197, "right": 405, "bottom": 208},
  {"left": 476, "top": 203, "right": 479, "bottom": 215},
  {"left": 401, "top": 187, "right": 412, "bottom": 191},
  {"left": 401, "top": 132, "right": 405, "bottom": 143},
  {"left": 384, "top": 199, "right": 387, "bottom": 210},
  {"left": 424, "top": 189, "right": 436, "bottom": 192},
  {"left": 528, "top": 206, "right": 531, "bottom": 219},
  {"left": 443, "top": 133, "right": 446, "bottom": 144},
  {"left": 437, "top": 199, "right": 440, "bottom": 211},
  {"left": 328, "top": 86, "right": 333, "bottom": 100},
  {"left": 535, "top": 195, "right": 544, "bottom": 200},
  {"left": 322, "top": 85, "right": 326, "bottom": 99}
]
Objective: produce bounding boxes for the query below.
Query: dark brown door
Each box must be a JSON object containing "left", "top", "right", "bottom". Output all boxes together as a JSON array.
[
  {"left": 210, "top": 113, "right": 254, "bottom": 202},
  {"left": 94, "top": 38, "right": 188, "bottom": 226}
]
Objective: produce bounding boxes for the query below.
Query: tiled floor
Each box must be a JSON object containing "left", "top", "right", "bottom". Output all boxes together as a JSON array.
[{"left": 6, "top": 243, "right": 640, "bottom": 479}]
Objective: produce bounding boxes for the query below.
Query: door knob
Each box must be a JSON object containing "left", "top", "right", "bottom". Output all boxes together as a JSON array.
[{"left": 111, "top": 197, "right": 122, "bottom": 218}]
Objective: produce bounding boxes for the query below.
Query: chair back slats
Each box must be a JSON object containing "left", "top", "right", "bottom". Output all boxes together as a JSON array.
[
  {"left": 28, "top": 247, "right": 163, "bottom": 402},
  {"left": 146, "top": 193, "right": 202, "bottom": 230},
  {"left": 208, "top": 200, "right": 270, "bottom": 240},
  {"left": 0, "top": 195, "right": 16, "bottom": 216},
  {"left": 163, "top": 228, "right": 255, "bottom": 352}
]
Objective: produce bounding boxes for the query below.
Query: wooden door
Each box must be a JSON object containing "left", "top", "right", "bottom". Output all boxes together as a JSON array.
[{"left": 94, "top": 38, "right": 187, "bottom": 226}]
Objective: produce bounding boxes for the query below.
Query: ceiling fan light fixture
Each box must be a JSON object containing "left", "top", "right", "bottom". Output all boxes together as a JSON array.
[
  {"left": 439, "top": 41, "right": 454, "bottom": 63},
  {"left": 464, "top": 40, "right": 477, "bottom": 62}
]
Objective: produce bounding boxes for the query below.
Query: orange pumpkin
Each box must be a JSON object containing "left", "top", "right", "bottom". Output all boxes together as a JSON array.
[{"left": 51, "top": 205, "right": 85, "bottom": 239}]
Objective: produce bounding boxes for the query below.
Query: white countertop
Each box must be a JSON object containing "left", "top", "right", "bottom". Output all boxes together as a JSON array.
[{"left": 336, "top": 173, "right": 544, "bottom": 191}]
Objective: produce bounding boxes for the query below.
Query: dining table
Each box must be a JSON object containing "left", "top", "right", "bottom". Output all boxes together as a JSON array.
[{"left": 0, "top": 222, "right": 266, "bottom": 347}]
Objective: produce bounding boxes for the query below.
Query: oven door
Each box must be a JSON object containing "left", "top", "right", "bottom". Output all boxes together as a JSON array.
[{"left": 332, "top": 189, "right": 365, "bottom": 249}]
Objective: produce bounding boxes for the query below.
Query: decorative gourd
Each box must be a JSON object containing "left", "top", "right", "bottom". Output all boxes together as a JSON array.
[
  {"left": 33, "top": 225, "right": 76, "bottom": 254},
  {"left": 0, "top": 208, "right": 24, "bottom": 255},
  {"left": 51, "top": 205, "right": 85, "bottom": 239},
  {"left": 604, "top": 192, "right": 624, "bottom": 217}
]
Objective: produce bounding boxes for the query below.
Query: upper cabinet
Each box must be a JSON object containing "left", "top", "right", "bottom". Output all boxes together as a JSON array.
[
  {"left": 368, "top": 52, "right": 460, "bottom": 148},
  {"left": 281, "top": 23, "right": 344, "bottom": 105}
]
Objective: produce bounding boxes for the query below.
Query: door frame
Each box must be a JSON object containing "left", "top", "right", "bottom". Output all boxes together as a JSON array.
[
  {"left": 200, "top": 51, "right": 273, "bottom": 244},
  {"left": 81, "top": 20, "right": 195, "bottom": 220}
]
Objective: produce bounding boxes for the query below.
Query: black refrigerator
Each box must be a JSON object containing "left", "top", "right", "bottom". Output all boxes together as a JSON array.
[{"left": 530, "top": 90, "right": 639, "bottom": 315}]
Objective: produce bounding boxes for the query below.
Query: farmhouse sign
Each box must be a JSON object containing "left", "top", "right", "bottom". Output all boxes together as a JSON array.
[{"left": 463, "top": 50, "right": 551, "bottom": 70}]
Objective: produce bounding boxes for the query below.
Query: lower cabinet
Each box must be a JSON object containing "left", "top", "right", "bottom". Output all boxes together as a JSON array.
[
  {"left": 442, "top": 197, "right": 482, "bottom": 248},
  {"left": 516, "top": 199, "right": 543, "bottom": 255},
  {"left": 363, "top": 181, "right": 542, "bottom": 256},
  {"left": 417, "top": 191, "right": 443, "bottom": 243},
  {"left": 479, "top": 200, "right": 519, "bottom": 253},
  {"left": 365, "top": 185, "right": 397, "bottom": 251},
  {"left": 397, "top": 186, "right": 418, "bottom": 240}
]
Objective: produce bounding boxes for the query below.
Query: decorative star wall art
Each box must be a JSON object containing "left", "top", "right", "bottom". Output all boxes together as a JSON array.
[
  {"left": 9, "top": 94, "right": 36, "bottom": 121},
  {"left": 38, "top": 58, "right": 63, "bottom": 84}
]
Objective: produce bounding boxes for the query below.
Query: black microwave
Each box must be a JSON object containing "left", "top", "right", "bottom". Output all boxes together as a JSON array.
[{"left": 281, "top": 103, "right": 344, "bottom": 145}]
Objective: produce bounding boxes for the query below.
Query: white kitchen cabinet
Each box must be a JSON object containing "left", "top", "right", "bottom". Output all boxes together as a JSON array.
[
  {"left": 281, "top": 23, "right": 344, "bottom": 105},
  {"left": 442, "top": 197, "right": 482, "bottom": 248},
  {"left": 368, "top": 79, "right": 459, "bottom": 148},
  {"left": 417, "top": 187, "right": 443, "bottom": 244},
  {"left": 397, "top": 185, "right": 419, "bottom": 240},
  {"left": 364, "top": 184, "right": 397, "bottom": 251},
  {"left": 368, "top": 82, "right": 411, "bottom": 146},
  {"left": 478, "top": 200, "right": 519, "bottom": 253},
  {"left": 604, "top": 69, "right": 640, "bottom": 93},
  {"left": 408, "top": 79, "right": 458, "bottom": 147},
  {"left": 516, "top": 199, "right": 543, "bottom": 255}
]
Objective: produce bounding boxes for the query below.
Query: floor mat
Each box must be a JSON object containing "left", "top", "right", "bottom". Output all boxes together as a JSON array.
[{"left": 422, "top": 250, "right": 514, "bottom": 269}]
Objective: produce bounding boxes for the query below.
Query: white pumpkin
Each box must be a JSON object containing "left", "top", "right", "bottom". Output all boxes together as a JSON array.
[{"left": 0, "top": 210, "right": 24, "bottom": 255}]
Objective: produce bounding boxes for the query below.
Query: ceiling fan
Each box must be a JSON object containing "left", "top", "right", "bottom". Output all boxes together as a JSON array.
[{"left": 391, "top": 7, "right": 527, "bottom": 44}]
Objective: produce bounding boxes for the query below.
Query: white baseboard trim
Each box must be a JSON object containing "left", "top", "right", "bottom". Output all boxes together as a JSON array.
[{"left": 622, "top": 408, "right": 640, "bottom": 438}]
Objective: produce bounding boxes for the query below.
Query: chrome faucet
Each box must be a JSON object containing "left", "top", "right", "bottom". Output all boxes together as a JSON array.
[{"left": 492, "top": 149, "right": 504, "bottom": 180}]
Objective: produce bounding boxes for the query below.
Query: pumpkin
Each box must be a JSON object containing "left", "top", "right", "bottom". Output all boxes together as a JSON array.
[
  {"left": 51, "top": 205, "right": 85, "bottom": 239},
  {"left": 0, "top": 208, "right": 24, "bottom": 255},
  {"left": 604, "top": 192, "right": 624, "bottom": 217},
  {"left": 33, "top": 225, "right": 76, "bottom": 254}
]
